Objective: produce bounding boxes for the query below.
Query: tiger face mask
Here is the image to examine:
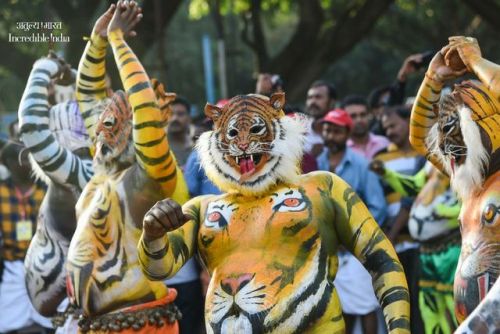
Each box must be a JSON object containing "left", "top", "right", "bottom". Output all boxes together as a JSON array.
[
  {"left": 94, "top": 90, "right": 132, "bottom": 163},
  {"left": 197, "top": 93, "right": 306, "bottom": 196},
  {"left": 433, "top": 80, "right": 500, "bottom": 200}
]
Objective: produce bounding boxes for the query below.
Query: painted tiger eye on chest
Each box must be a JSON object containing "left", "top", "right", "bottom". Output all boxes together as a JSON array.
[{"left": 198, "top": 187, "right": 320, "bottom": 249}]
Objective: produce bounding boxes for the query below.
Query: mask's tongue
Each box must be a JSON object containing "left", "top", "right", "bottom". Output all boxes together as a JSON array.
[
  {"left": 239, "top": 156, "right": 256, "bottom": 182},
  {"left": 239, "top": 156, "right": 255, "bottom": 174}
]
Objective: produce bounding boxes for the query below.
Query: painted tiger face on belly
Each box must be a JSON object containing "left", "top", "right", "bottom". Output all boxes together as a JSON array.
[
  {"left": 198, "top": 186, "right": 334, "bottom": 334},
  {"left": 197, "top": 93, "right": 305, "bottom": 196},
  {"left": 454, "top": 177, "right": 500, "bottom": 322}
]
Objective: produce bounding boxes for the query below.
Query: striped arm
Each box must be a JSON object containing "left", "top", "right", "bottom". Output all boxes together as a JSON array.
[
  {"left": 409, "top": 74, "right": 446, "bottom": 174},
  {"left": 470, "top": 58, "right": 500, "bottom": 101},
  {"left": 330, "top": 174, "right": 410, "bottom": 333},
  {"left": 138, "top": 197, "right": 202, "bottom": 280},
  {"left": 108, "top": 29, "right": 178, "bottom": 197},
  {"left": 76, "top": 32, "right": 108, "bottom": 148},
  {"left": 18, "top": 59, "right": 93, "bottom": 191}
]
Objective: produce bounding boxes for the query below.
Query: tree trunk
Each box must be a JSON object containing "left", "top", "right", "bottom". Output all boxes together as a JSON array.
[{"left": 241, "top": 0, "right": 394, "bottom": 102}]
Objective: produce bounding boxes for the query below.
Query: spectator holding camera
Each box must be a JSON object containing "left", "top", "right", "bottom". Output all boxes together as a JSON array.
[
  {"left": 369, "top": 51, "right": 433, "bottom": 135},
  {"left": 255, "top": 72, "right": 284, "bottom": 96}
]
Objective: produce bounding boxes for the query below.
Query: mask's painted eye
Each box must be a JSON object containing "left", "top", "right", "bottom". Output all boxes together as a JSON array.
[
  {"left": 228, "top": 128, "right": 238, "bottom": 139},
  {"left": 103, "top": 119, "right": 115, "bottom": 128},
  {"left": 442, "top": 124, "right": 455, "bottom": 135},
  {"left": 482, "top": 203, "right": 499, "bottom": 226},
  {"left": 250, "top": 125, "right": 265, "bottom": 135}
]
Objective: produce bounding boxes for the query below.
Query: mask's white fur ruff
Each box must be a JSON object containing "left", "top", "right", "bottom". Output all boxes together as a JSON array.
[
  {"left": 427, "top": 105, "right": 489, "bottom": 201},
  {"left": 197, "top": 115, "right": 306, "bottom": 196}
]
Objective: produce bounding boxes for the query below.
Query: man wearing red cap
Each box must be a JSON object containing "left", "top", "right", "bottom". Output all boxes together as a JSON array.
[{"left": 316, "top": 108, "right": 387, "bottom": 334}]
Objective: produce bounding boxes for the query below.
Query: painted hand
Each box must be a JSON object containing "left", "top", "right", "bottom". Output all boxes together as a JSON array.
[
  {"left": 107, "top": 0, "right": 143, "bottom": 37},
  {"left": 91, "top": 3, "right": 116, "bottom": 40},
  {"left": 445, "top": 36, "right": 482, "bottom": 72},
  {"left": 426, "top": 50, "right": 467, "bottom": 83},
  {"left": 143, "top": 199, "right": 193, "bottom": 241}
]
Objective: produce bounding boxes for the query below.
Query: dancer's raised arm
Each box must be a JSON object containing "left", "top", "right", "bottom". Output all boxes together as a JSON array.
[
  {"left": 409, "top": 50, "right": 466, "bottom": 174},
  {"left": 76, "top": 4, "right": 117, "bottom": 149},
  {"left": 445, "top": 36, "right": 500, "bottom": 101},
  {"left": 107, "top": 3, "right": 182, "bottom": 196}
]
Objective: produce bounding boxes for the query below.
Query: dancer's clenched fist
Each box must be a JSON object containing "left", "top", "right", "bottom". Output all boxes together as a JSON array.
[{"left": 143, "top": 199, "right": 193, "bottom": 241}]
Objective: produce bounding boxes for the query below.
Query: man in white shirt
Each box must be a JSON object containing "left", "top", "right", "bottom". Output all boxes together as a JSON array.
[{"left": 304, "top": 80, "right": 337, "bottom": 157}]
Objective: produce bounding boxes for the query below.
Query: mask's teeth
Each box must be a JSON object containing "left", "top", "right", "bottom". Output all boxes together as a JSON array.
[
  {"left": 235, "top": 156, "right": 239, "bottom": 165},
  {"left": 250, "top": 154, "right": 254, "bottom": 162}
]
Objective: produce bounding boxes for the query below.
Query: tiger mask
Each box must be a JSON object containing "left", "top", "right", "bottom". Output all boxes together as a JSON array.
[
  {"left": 151, "top": 78, "right": 176, "bottom": 126},
  {"left": 197, "top": 93, "right": 305, "bottom": 196},
  {"left": 94, "top": 90, "right": 134, "bottom": 172},
  {"left": 427, "top": 80, "right": 500, "bottom": 200},
  {"left": 93, "top": 81, "right": 175, "bottom": 173}
]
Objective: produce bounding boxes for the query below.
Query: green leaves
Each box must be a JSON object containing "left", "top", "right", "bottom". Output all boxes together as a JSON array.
[{"left": 188, "top": 0, "right": 295, "bottom": 21}]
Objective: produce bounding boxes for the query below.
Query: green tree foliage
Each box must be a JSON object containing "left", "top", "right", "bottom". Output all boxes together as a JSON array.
[
  {"left": 328, "top": 0, "right": 500, "bottom": 101},
  {"left": 185, "top": 0, "right": 500, "bottom": 104},
  {"left": 158, "top": 1, "right": 256, "bottom": 118},
  {"left": 188, "top": 0, "right": 396, "bottom": 101},
  {"left": 1, "top": 0, "right": 499, "bottom": 115}
]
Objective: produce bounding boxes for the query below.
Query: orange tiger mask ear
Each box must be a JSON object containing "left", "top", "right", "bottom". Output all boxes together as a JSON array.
[
  {"left": 204, "top": 103, "right": 222, "bottom": 124},
  {"left": 269, "top": 92, "right": 286, "bottom": 117},
  {"left": 150, "top": 78, "right": 176, "bottom": 123}
]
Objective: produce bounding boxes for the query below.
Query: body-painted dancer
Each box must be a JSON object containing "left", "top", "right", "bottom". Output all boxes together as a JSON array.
[
  {"left": 19, "top": 54, "right": 94, "bottom": 318},
  {"left": 139, "top": 93, "right": 411, "bottom": 333},
  {"left": 67, "top": 2, "right": 189, "bottom": 332},
  {"left": 410, "top": 36, "right": 500, "bottom": 331}
]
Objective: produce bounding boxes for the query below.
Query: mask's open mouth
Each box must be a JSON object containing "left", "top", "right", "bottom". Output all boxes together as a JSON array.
[
  {"left": 231, "top": 153, "right": 266, "bottom": 182},
  {"left": 446, "top": 145, "right": 466, "bottom": 174},
  {"left": 96, "top": 141, "right": 112, "bottom": 157}
]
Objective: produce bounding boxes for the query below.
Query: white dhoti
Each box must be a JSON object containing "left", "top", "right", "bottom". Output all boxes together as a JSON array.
[
  {"left": 334, "top": 252, "right": 379, "bottom": 315},
  {"left": 0, "top": 260, "right": 52, "bottom": 332}
]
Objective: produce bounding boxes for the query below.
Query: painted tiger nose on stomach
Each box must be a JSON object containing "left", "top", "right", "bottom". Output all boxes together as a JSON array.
[{"left": 221, "top": 273, "right": 254, "bottom": 296}]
